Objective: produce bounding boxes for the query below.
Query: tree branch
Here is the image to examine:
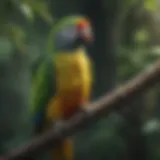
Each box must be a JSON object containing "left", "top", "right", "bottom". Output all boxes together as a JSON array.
[{"left": 1, "top": 59, "right": 160, "bottom": 160}]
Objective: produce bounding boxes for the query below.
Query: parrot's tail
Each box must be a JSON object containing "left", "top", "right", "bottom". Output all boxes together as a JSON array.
[
  {"left": 62, "top": 138, "right": 73, "bottom": 160},
  {"left": 46, "top": 97, "right": 74, "bottom": 160},
  {"left": 51, "top": 138, "right": 73, "bottom": 160}
]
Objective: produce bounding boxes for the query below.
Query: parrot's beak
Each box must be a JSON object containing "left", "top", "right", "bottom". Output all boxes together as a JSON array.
[
  {"left": 76, "top": 19, "right": 93, "bottom": 44},
  {"left": 80, "top": 26, "right": 93, "bottom": 44}
]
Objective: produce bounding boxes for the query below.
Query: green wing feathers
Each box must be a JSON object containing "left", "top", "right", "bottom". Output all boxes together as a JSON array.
[{"left": 30, "top": 57, "right": 55, "bottom": 132}]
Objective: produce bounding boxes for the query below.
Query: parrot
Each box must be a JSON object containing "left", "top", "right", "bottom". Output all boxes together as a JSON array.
[{"left": 31, "top": 15, "right": 94, "bottom": 160}]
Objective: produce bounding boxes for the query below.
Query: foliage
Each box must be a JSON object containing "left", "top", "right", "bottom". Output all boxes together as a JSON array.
[
  {"left": 117, "top": 24, "right": 160, "bottom": 81},
  {"left": 0, "top": 0, "right": 53, "bottom": 60},
  {"left": 144, "top": 0, "right": 157, "bottom": 11},
  {"left": 75, "top": 114, "right": 126, "bottom": 160},
  {"left": 0, "top": 0, "right": 53, "bottom": 154},
  {"left": 117, "top": 47, "right": 158, "bottom": 81}
]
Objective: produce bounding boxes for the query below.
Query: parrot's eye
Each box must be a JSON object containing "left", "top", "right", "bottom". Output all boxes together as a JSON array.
[{"left": 76, "top": 19, "right": 93, "bottom": 43}]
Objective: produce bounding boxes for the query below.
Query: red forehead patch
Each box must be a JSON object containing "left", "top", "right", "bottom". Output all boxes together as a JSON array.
[{"left": 76, "top": 18, "right": 89, "bottom": 29}]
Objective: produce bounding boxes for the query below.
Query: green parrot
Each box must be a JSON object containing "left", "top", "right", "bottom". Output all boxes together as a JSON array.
[{"left": 31, "top": 15, "right": 94, "bottom": 160}]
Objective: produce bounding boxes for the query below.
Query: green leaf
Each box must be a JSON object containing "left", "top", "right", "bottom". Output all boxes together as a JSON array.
[
  {"left": 11, "top": 0, "right": 52, "bottom": 23},
  {"left": 19, "top": 3, "right": 34, "bottom": 22},
  {"left": 144, "top": 0, "right": 157, "bottom": 11},
  {"left": 11, "top": 0, "right": 34, "bottom": 22},
  {"left": 6, "top": 24, "right": 26, "bottom": 53},
  {"left": 26, "top": 0, "right": 53, "bottom": 24},
  {"left": 134, "top": 29, "right": 149, "bottom": 42}
]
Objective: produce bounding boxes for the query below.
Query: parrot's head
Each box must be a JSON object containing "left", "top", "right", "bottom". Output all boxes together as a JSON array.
[{"left": 52, "top": 15, "right": 93, "bottom": 51}]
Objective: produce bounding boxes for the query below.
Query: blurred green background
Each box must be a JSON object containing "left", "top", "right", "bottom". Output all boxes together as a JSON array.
[{"left": 0, "top": 0, "right": 160, "bottom": 160}]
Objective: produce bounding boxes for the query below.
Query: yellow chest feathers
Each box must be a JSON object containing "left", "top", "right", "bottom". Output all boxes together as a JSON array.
[{"left": 53, "top": 48, "right": 93, "bottom": 94}]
